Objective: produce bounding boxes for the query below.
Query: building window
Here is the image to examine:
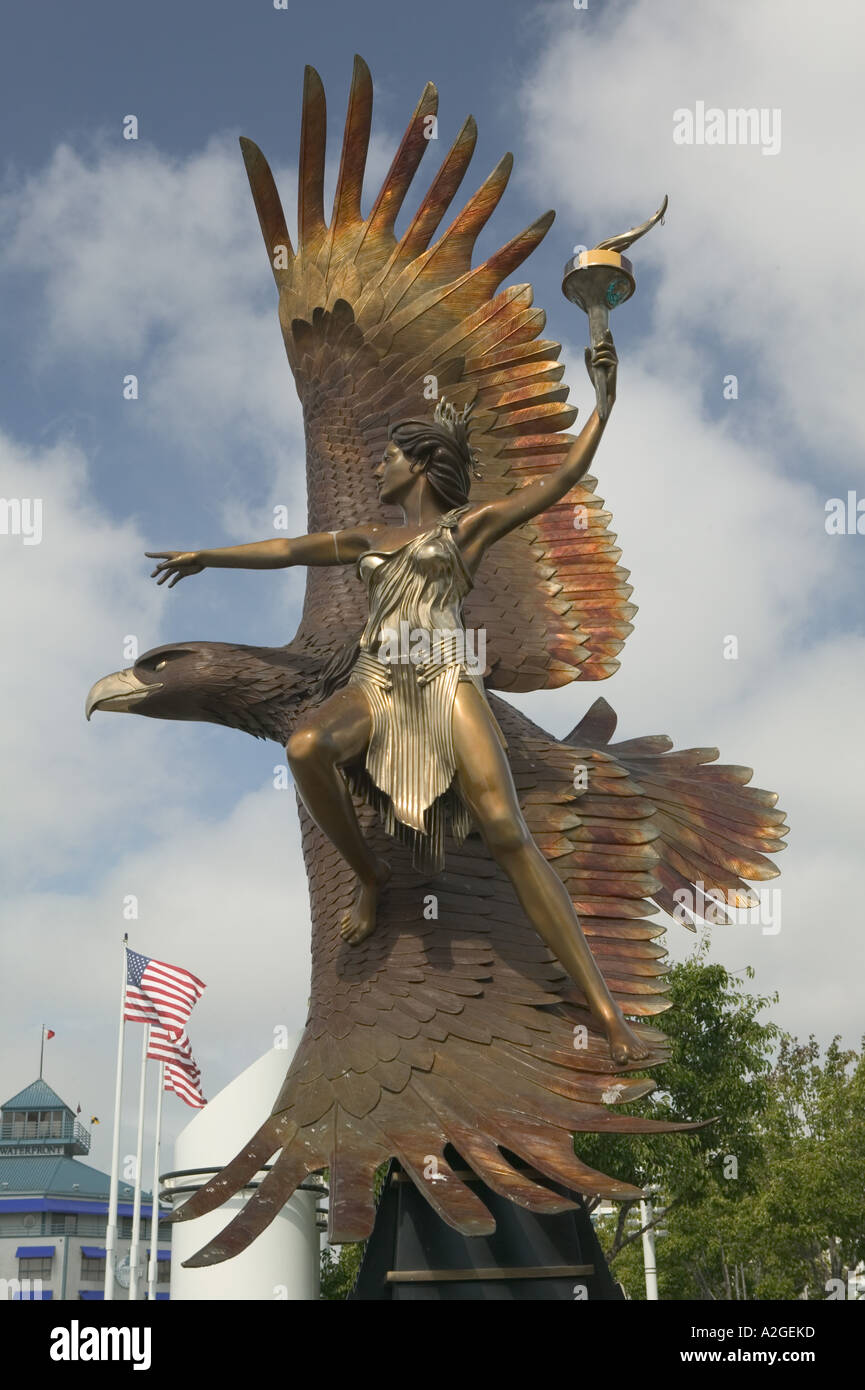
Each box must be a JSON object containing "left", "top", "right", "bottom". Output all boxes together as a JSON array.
[
  {"left": 50, "top": 1213, "right": 78, "bottom": 1234},
  {"left": 157, "top": 1262, "right": 171, "bottom": 1283},
  {"left": 19, "top": 1255, "right": 53, "bottom": 1281},
  {"left": 81, "top": 1255, "right": 106, "bottom": 1281},
  {"left": 0, "top": 1215, "right": 42, "bottom": 1234}
]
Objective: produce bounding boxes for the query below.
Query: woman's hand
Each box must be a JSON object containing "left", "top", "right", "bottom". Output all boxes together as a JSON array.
[
  {"left": 146, "top": 551, "right": 205, "bottom": 587},
  {"left": 585, "top": 331, "right": 618, "bottom": 413}
]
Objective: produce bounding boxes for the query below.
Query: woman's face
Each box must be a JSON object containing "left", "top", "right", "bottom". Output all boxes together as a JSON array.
[{"left": 374, "top": 439, "right": 421, "bottom": 504}]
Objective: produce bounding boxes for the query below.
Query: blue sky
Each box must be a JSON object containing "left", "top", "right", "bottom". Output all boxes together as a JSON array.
[{"left": 1, "top": 0, "right": 863, "bottom": 1184}]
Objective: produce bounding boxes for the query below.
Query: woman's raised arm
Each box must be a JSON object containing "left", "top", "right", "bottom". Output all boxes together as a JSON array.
[{"left": 458, "top": 336, "right": 618, "bottom": 558}]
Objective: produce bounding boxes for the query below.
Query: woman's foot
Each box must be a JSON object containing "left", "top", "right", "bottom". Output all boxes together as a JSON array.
[
  {"left": 603, "top": 1009, "right": 650, "bottom": 1065},
  {"left": 339, "top": 858, "right": 391, "bottom": 945}
]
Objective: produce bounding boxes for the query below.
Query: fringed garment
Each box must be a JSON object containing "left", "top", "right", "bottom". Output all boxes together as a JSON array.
[{"left": 344, "top": 505, "right": 505, "bottom": 873}]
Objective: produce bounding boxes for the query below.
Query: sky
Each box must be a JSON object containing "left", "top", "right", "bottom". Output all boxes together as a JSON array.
[{"left": 1, "top": 0, "right": 863, "bottom": 1187}]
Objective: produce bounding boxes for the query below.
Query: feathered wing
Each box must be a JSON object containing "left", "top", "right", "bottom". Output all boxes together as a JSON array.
[
  {"left": 243, "top": 55, "right": 633, "bottom": 688},
  {"left": 567, "top": 698, "right": 788, "bottom": 926},
  {"left": 174, "top": 689, "right": 786, "bottom": 1263}
]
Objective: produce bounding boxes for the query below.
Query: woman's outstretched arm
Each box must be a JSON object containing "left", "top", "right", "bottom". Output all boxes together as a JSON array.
[
  {"left": 458, "top": 336, "right": 618, "bottom": 559},
  {"left": 146, "top": 527, "right": 372, "bottom": 587}
]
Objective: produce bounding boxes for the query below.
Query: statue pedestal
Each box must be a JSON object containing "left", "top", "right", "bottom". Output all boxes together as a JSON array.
[{"left": 349, "top": 1162, "right": 624, "bottom": 1301}]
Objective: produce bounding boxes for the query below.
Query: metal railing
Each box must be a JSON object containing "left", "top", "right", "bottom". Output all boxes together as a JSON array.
[{"left": 0, "top": 1118, "right": 91, "bottom": 1148}]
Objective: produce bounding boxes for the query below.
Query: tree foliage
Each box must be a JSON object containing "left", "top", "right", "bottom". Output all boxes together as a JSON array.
[
  {"left": 320, "top": 1240, "right": 365, "bottom": 1300},
  {"left": 589, "top": 945, "right": 865, "bottom": 1300}
]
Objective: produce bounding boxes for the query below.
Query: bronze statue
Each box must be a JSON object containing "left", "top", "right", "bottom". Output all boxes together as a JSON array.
[
  {"left": 145, "top": 342, "right": 652, "bottom": 1068},
  {"left": 86, "top": 57, "right": 786, "bottom": 1263}
]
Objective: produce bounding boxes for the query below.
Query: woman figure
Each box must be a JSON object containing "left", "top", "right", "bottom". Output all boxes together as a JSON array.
[{"left": 148, "top": 338, "right": 648, "bottom": 1063}]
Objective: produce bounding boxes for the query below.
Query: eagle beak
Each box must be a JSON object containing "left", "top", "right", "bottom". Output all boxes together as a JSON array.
[{"left": 85, "top": 668, "right": 161, "bottom": 720}]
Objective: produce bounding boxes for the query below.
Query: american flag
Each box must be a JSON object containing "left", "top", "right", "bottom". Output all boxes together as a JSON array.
[
  {"left": 124, "top": 948, "right": 205, "bottom": 1038},
  {"left": 148, "top": 1025, "right": 207, "bottom": 1109},
  {"left": 147, "top": 1026, "right": 200, "bottom": 1079},
  {"left": 164, "top": 1062, "right": 207, "bottom": 1109}
]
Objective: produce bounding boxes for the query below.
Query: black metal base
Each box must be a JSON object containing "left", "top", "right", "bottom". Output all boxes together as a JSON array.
[{"left": 349, "top": 1162, "right": 624, "bottom": 1301}]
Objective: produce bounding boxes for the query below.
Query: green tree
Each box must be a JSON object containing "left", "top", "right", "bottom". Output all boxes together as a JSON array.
[
  {"left": 320, "top": 1240, "right": 365, "bottom": 1300},
  {"left": 319, "top": 1163, "right": 388, "bottom": 1299},
  {"left": 581, "top": 939, "right": 780, "bottom": 1290},
  {"left": 715, "top": 1034, "right": 865, "bottom": 1299},
  {"left": 588, "top": 948, "right": 865, "bottom": 1300}
]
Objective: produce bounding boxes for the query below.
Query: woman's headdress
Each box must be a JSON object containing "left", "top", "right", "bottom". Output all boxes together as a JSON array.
[{"left": 433, "top": 397, "right": 483, "bottom": 479}]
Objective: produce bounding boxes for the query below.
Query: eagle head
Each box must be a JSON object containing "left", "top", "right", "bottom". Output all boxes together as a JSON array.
[{"left": 85, "top": 640, "right": 321, "bottom": 743}]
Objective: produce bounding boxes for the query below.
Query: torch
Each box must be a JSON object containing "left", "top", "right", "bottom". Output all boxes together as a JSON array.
[{"left": 562, "top": 195, "right": 668, "bottom": 420}]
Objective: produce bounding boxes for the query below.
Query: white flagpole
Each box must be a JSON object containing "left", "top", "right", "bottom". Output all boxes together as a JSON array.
[
  {"left": 104, "top": 935, "right": 128, "bottom": 1301},
  {"left": 128, "top": 1023, "right": 150, "bottom": 1300},
  {"left": 146, "top": 1062, "right": 165, "bottom": 1300}
]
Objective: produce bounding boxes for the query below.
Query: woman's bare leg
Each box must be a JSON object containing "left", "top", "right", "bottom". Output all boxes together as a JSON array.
[
  {"left": 452, "top": 682, "right": 648, "bottom": 1064},
  {"left": 286, "top": 687, "right": 390, "bottom": 944}
]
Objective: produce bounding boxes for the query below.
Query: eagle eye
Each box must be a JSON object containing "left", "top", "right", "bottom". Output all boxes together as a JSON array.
[{"left": 140, "top": 648, "right": 192, "bottom": 673}]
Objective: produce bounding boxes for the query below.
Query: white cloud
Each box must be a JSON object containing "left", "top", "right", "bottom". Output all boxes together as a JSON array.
[
  {"left": 0, "top": 787, "right": 310, "bottom": 1174},
  {"left": 0, "top": 137, "right": 301, "bottom": 488},
  {"left": 518, "top": 0, "right": 865, "bottom": 466},
  {"left": 0, "top": 123, "right": 405, "bottom": 543},
  {"left": 0, "top": 422, "right": 310, "bottom": 1168},
  {"left": 0, "top": 429, "right": 194, "bottom": 881}
]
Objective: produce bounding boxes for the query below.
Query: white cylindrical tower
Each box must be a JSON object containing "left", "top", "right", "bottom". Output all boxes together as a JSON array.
[{"left": 164, "top": 1042, "right": 320, "bottom": 1300}]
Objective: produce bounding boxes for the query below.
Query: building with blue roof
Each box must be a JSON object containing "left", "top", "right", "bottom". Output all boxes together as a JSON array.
[{"left": 0, "top": 1077, "right": 171, "bottom": 1299}]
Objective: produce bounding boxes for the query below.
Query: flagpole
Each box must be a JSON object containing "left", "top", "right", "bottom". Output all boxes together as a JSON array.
[
  {"left": 104, "top": 934, "right": 128, "bottom": 1301},
  {"left": 128, "top": 1023, "right": 150, "bottom": 1300},
  {"left": 39, "top": 1023, "right": 44, "bottom": 1080},
  {"left": 146, "top": 1061, "right": 165, "bottom": 1301}
]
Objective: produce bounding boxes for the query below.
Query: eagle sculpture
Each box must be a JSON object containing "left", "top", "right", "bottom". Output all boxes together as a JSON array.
[{"left": 86, "top": 57, "right": 786, "bottom": 1265}]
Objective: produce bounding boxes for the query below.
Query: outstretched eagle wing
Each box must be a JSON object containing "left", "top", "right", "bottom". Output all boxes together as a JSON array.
[
  {"left": 244, "top": 56, "right": 632, "bottom": 688},
  {"left": 171, "top": 688, "right": 786, "bottom": 1262},
  {"left": 568, "top": 697, "right": 788, "bottom": 925}
]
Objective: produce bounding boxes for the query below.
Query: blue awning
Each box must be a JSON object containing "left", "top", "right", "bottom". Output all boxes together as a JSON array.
[
  {"left": 13, "top": 1289, "right": 52, "bottom": 1299},
  {"left": 0, "top": 1198, "right": 166, "bottom": 1216},
  {"left": 146, "top": 1248, "right": 172, "bottom": 1261},
  {"left": 155, "top": 1292, "right": 169, "bottom": 1300},
  {"left": 16, "top": 1245, "right": 55, "bottom": 1258},
  {"left": 79, "top": 1290, "right": 104, "bottom": 1300},
  {"left": 80, "top": 1246, "right": 106, "bottom": 1259}
]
